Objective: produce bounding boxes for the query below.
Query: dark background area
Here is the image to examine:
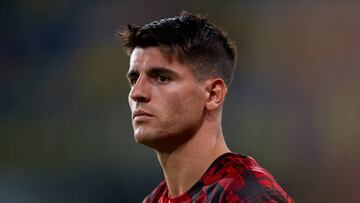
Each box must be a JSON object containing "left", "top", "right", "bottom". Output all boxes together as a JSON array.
[{"left": 1, "top": 1, "right": 359, "bottom": 202}]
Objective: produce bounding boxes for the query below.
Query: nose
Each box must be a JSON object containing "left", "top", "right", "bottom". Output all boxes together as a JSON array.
[{"left": 129, "top": 75, "right": 151, "bottom": 103}]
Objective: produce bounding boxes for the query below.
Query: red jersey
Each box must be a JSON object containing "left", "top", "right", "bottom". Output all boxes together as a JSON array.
[{"left": 143, "top": 152, "right": 294, "bottom": 203}]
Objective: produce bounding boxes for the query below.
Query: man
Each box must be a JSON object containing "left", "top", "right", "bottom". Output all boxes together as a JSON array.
[{"left": 119, "top": 12, "right": 294, "bottom": 202}]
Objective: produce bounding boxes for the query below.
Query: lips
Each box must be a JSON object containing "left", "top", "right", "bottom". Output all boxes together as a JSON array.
[{"left": 132, "top": 109, "right": 154, "bottom": 120}]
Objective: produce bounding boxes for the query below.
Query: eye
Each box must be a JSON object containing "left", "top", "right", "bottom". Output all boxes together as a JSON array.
[
  {"left": 128, "top": 75, "right": 138, "bottom": 86},
  {"left": 157, "top": 74, "right": 169, "bottom": 84}
]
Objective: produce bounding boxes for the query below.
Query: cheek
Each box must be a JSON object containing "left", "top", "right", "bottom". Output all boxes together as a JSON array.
[{"left": 169, "top": 89, "right": 204, "bottom": 119}]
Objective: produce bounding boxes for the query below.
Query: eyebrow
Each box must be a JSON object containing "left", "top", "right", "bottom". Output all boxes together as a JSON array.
[
  {"left": 126, "top": 69, "right": 138, "bottom": 79},
  {"left": 126, "top": 66, "right": 179, "bottom": 79},
  {"left": 147, "top": 67, "right": 178, "bottom": 78}
]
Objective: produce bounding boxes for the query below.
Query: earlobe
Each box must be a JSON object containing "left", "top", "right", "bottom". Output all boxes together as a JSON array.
[{"left": 205, "top": 79, "right": 227, "bottom": 110}]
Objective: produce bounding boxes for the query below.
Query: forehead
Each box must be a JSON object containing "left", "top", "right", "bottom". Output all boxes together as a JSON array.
[
  {"left": 129, "top": 47, "right": 192, "bottom": 72},
  {"left": 130, "top": 47, "right": 170, "bottom": 68}
]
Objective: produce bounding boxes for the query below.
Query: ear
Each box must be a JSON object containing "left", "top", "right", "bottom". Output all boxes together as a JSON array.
[{"left": 204, "top": 78, "right": 228, "bottom": 110}]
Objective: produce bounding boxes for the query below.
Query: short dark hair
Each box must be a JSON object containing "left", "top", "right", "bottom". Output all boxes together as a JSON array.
[{"left": 118, "top": 12, "right": 237, "bottom": 86}]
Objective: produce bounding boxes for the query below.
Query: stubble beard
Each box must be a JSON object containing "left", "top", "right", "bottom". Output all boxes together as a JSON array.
[{"left": 132, "top": 116, "right": 203, "bottom": 153}]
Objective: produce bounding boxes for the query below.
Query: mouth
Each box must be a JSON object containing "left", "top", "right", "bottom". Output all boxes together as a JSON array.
[{"left": 132, "top": 109, "right": 154, "bottom": 121}]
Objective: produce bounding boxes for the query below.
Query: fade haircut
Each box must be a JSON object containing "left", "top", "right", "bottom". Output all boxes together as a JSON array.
[{"left": 118, "top": 12, "right": 237, "bottom": 86}]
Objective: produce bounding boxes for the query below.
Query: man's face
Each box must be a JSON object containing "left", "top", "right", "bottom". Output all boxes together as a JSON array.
[{"left": 127, "top": 47, "right": 207, "bottom": 152}]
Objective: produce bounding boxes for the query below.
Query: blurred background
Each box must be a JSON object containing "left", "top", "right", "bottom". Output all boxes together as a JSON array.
[{"left": 1, "top": 0, "right": 359, "bottom": 202}]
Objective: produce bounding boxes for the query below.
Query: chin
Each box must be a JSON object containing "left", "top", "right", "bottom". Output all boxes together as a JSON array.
[
  {"left": 133, "top": 130, "right": 167, "bottom": 151},
  {"left": 133, "top": 129, "right": 156, "bottom": 144},
  {"left": 133, "top": 132, "right": 147, "bottom": 143},
  {"left": 133, "top": 130, "right": 193, "bottom": 153},
  {"left": 134, "top": 135, "right": 161, "bottom": 150}
]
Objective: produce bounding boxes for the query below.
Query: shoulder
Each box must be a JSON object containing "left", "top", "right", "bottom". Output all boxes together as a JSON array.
[
  {"left": 142, "top": 180, "right": 167, "bottom": 203},
  {"left": 221, "top": 178, "right": 295, "bottom": 202},
  {"left": 203, "top": 153, "right": 294, "bottom": 202}
]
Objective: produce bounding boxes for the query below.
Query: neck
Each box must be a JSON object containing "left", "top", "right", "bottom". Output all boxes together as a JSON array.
[{"left": 155, "top": 123, "right": 230, "bottom": 197}]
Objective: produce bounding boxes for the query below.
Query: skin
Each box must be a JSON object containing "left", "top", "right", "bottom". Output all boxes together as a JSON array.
[{"left": 127, "top": 47, "right": 230, "bottom": 197}]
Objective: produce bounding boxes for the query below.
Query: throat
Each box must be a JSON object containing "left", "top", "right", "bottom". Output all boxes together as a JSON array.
[{"left": 156, "top": 139, "right": 230, "bottom": 197}]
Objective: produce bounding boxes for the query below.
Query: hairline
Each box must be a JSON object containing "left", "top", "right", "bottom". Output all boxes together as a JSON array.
[{"left": 131, "top": 45, "right": 216, "bottom": 82}]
